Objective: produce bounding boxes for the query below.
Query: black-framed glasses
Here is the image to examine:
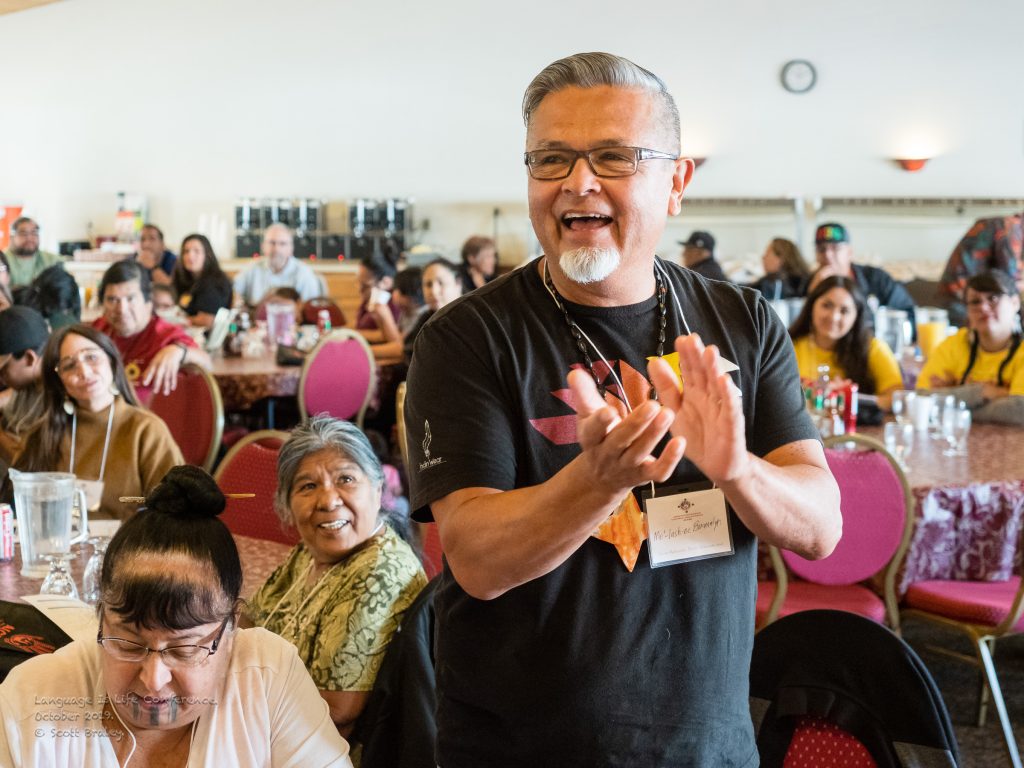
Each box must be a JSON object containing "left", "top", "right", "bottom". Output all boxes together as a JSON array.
[
  {"left": 524, "top": 146, "right": 679, "bottom": 180},
  {"left": 966, "top": 294, "right": 1005, "bottom": 310},
  {"left": 96, "top": 608, "right": 231, "bottom": 668}
]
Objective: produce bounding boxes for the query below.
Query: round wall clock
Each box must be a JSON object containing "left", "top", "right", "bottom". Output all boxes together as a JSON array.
[{"left": 781, "top": 59, "right": 817, "bottom": 94}]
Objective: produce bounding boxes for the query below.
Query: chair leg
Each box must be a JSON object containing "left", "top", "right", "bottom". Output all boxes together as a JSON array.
[
  {"left": 977, "top": 637, "right": 994, "bottom": 727},
  {"left": 975, "top": 636, "right": 1022, "bottom": 768}
]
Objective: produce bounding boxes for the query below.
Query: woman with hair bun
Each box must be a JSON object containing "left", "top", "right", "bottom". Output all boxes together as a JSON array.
[{"left": 0, "top": 465, "right": 352, "bottom": 767}]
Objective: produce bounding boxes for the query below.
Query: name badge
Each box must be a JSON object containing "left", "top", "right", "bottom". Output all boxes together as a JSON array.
[{"left": 644, "top": 486, "right": 734, "bottom": 568}]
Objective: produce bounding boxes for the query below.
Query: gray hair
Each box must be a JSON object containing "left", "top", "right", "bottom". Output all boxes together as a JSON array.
[
  {"left": 274, "top": 415, "right": 384, "bottom": 525},
  {"left": 522, "top": 52, "right": 681, "bottom": 149}
]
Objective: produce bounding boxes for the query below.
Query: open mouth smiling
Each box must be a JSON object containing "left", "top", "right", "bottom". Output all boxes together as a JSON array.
[{"left": 562, "top": 212, "right": 612, "bottom": 231}]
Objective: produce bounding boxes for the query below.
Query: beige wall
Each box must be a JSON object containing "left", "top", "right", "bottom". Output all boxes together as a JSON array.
[{"left": 2, "top": 0, "right": 1022, "bottom": 270}]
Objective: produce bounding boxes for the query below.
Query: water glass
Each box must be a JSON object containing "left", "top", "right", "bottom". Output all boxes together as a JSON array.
[
  {"left": 40, "top": 554, "right": 79, "bottom": 599},
  {"left": 911, "top": 393, "right": 934, "bottom": 433},
  {"left": 891, "top": 390, "right": 915, "bottom": 425},
  {"left": 81, "top": 536, "right": 109, "bottom": 605},
  {"left": 883, "top": 421, "right": 914, "bottom": 471},
  {"left": 942, "top": 406, "right": 971, "bottom": 457}
]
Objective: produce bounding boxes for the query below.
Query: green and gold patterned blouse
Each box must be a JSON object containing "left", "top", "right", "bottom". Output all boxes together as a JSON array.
[{"left": 248, "top": 525, "right": 427, "bottom": 692}]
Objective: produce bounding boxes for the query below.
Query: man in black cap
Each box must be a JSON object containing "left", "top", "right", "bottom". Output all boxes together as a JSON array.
[
  {"left": 809, "top": 222, "right": 916, "bottom": 321},
  {"left": 0, "top": 306, "right": 49, "bottom": 464},
  {"left": 680, "top": 230, "right": 729, "bottom": 281}
]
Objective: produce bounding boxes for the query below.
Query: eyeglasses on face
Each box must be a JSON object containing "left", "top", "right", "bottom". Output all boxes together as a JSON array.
[
  {"left": 55, "top": 348, "right": 106, "bottom": 377},
  {"left": 966, "top": 294, "right": 1005, "bottom": 310},
  {"left": 523, "top": 146, "right": 679, "bottom": 180},
  {"left": 14, "top": 229, "right": 39, "bottom": 238},
  {"left": 96, "top": 610, "right": 231, "bottom": 668}
]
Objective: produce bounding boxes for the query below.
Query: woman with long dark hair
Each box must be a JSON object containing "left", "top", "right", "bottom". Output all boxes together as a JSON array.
[
  {"left": 789, "top": 275, "right": 903, "bottom": 411},
  {"left": 11, "top": 324, "right": 183, "bottom": 518},
  {"left": 172, "top": 233, "right": 232, "bottom": 328},
  {"left": 749, "top": 237, "right": 810, "bottom": 300}
]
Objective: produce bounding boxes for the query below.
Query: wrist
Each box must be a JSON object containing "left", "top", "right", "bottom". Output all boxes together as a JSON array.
[{"left": 174, "top": 342, "right": 188, "bottom": 364}]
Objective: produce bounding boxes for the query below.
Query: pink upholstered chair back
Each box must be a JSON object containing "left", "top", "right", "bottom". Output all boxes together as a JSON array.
[
  {"left": 783, "top": 434, "right": 913, "bottom": 586},
  {"left": 298, "top": 329, "right": 377, "bottom": 427},
  {"left": 213, "top": 430, "right": 300, "bottom": 546},
  {"left": 148, "top": 363, "right": 225, "bottom": 472}
]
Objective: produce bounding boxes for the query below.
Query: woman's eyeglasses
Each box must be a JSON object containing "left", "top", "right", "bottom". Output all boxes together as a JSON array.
[
  {"left": 96, "top": 610, "right": 231, "bottom": 668},
  {"left": 54, "top": 349, "right": 106, "bottom": 377}
]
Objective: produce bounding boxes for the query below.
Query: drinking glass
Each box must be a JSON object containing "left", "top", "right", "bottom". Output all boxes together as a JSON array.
[
  {"left": 884, "top": 422, "right": 914, "bottom": 471},
  {"left": 81, "top": 536, "right": 109, "bottom": 605},
  {"left": 40, "top": 554, "right": 79, "bottom": 599},
  {"left": 891, "top": 390, "right": 914, "bottom": 425},
  {"left": 943, "top": 407, "right": 971, "bottom": 457}
]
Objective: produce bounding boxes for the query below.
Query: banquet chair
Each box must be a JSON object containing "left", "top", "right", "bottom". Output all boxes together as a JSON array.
[
  {"left": 751, "top": 609, "right": 960, "bottom": 767},
  {"left": 756, "top": 433, "right": 914, "bottom": 631},
  {"left": 902, "top": 539, "right": 1024, "bottom": 768},
  {"left": 213, "top": 429, "right": 299, "bottom": 546},
  {"left": 147, "top": 363, "right": 225, "bottom": 473},
  {"left": 301, "top": 296, "right": 346, "bottom": 329},
  {"left": 298, "top": 329, "right": 377, "bottom": 428}
]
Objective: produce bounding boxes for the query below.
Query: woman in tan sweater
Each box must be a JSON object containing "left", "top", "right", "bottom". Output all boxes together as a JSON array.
[{"left": 11, "top": 324, "right": 183, "bottom": 519}]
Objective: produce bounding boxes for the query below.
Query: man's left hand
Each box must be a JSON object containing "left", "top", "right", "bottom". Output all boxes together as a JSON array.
[
  {"left": 143, "top": 344, "right": 184, "bottom": 396},
  {"left": 648, "top": 334, "right": 750, "bottom": 485}
]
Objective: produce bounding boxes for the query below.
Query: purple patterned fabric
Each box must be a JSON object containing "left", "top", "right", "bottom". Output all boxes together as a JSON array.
[{"left": 898, "top": 480, "right": 1024, "bottom": 594}]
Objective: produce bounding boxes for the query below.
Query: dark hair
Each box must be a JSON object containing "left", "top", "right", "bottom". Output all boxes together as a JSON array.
[
  {"left": 10, "top": 216, "right": 35, "bottom": 234},
  {"left": 172, "top": 234, "right": 230, "bottom": 299},
  {"left": 141, "top": 223, "right": 165, "bottom": 242},
  {"left": 262, "top": 286, "right": 301, "bottom": 304},
  {"left": 789, "top": 275, "right": 876, "bottom": 393},
  {"left": 361, "top": 249, "right": 398, "bottom": 282},
  {"left": 767, "top": 238, "right": 810, "bottom": 278},
  {"left": 101, "top": 466, "right": 241, "bottom": 630},
  {"left": 394, "top": 267, "right": 423, "bottom": 306},
  {"left": 151, "top": 283, "right": 177, "bottom": 301},
  {"left": 14, "top": 325, "right": 139, "bottom": 472},
  {"left": 965, "top": 269, "right": 1017, "bottom": 300},
  {"left": 424, "top": 257, "right": 461, "bottom": 283},
  {"left": 460, "top": 236, "right": 496, "bottom": 265},
  {"left": 21, "top": 265, "right": 81, "bottom": 323},
  {"left": 99, "top": 259, "right": 151, "bottom": 302}
]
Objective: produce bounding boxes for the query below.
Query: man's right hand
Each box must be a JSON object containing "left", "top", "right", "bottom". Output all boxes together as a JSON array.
[{"left": 568, "top": 369, "right": 685, "bottom": 496}]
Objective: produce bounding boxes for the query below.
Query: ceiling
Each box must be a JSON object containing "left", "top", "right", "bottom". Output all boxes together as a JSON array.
[{"left": 0, "top": 0, "right": 62, "bottom": 15}]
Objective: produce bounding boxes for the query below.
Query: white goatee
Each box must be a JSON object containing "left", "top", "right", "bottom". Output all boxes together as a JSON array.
[{"left": 558, "top": 247, "right": 621, "bottom": 284}]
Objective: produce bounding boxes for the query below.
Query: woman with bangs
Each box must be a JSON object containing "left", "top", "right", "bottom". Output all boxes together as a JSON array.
[
  {"left": 0, "top": 466, "right": 352, "bottom": 767},
  {"left": 918, "top": 269, "right": 1024, "bottom": 424}
]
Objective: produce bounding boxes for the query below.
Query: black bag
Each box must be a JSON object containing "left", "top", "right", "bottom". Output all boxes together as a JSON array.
[
  {"left": 275, "top": 344, "right": 307, "bottom": 367},
  {"left": 0, "top": 600, "right": 73, "bottom": 683}
]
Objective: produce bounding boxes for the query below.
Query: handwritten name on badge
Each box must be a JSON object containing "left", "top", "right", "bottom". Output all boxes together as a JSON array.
[{"left": 646, "top": 488, "right": 733, "bottom": 568}]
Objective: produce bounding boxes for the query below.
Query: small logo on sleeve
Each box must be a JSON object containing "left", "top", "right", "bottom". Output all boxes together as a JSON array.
[{"left": 418, "top": 420, "right": 445, "bottom": 470}]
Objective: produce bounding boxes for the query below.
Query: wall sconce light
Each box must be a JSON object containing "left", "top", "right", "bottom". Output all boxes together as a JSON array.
[
  {"left": 691, "top": 157, "right": 707, "bottom": 169},
  {"left": 895, "top": 158, "right": 928, "bottom": 172}
]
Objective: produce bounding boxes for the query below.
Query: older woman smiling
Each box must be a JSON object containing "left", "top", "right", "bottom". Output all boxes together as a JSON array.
[{"left": 247, "top": 416, "right": 426, "bottom": 746}]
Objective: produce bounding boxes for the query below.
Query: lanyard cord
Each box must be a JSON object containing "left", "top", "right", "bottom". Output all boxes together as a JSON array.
[
  {"left": 69, "top": 399, "right": 116, "bottom": 482},
  {"left": 542, "top": 258, "right": 675, "bottom": 405},
  {"left": 260, "top": 520, "right": 385, "bottom": 635}
]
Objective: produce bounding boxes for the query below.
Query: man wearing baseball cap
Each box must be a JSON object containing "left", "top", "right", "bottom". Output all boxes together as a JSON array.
[
  {"left": 810, "top": 222, "right": 916, "bottom": 321},
  {"left": 679, "top": 230, "right": 729, "bottom": 282},
  {"left": 0, "top": 306, "right": 49, "bottom": 464}
]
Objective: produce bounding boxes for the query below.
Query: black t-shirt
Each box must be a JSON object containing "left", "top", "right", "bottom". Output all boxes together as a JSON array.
[
  {"left": 181, "top": 275, "right": 232, "bottom": 316},
  {"left": 406, "top": 258, "right": 816, "bottom": 767}
]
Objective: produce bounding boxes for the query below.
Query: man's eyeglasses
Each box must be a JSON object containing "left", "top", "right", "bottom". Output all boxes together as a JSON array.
[
  {"left": 13, "top": 229, "right": 39, "bottom": 237},
  {"left": 524, "top": 146, "right": 679, "bottom": 180},
  {"left": 96, "top": 610, "right": 231, "bottom": 668},
  {"left": 55, "top": 349, "right": 106, "bottom": 377}
]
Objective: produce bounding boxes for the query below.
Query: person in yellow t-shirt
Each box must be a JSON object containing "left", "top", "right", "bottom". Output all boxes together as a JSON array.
[
  {"left": 917, "top": 270, "right": 1024, "bottom": 425},
  {"left": 790, "top": 275, "right": 904, "bottom": 411}
]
